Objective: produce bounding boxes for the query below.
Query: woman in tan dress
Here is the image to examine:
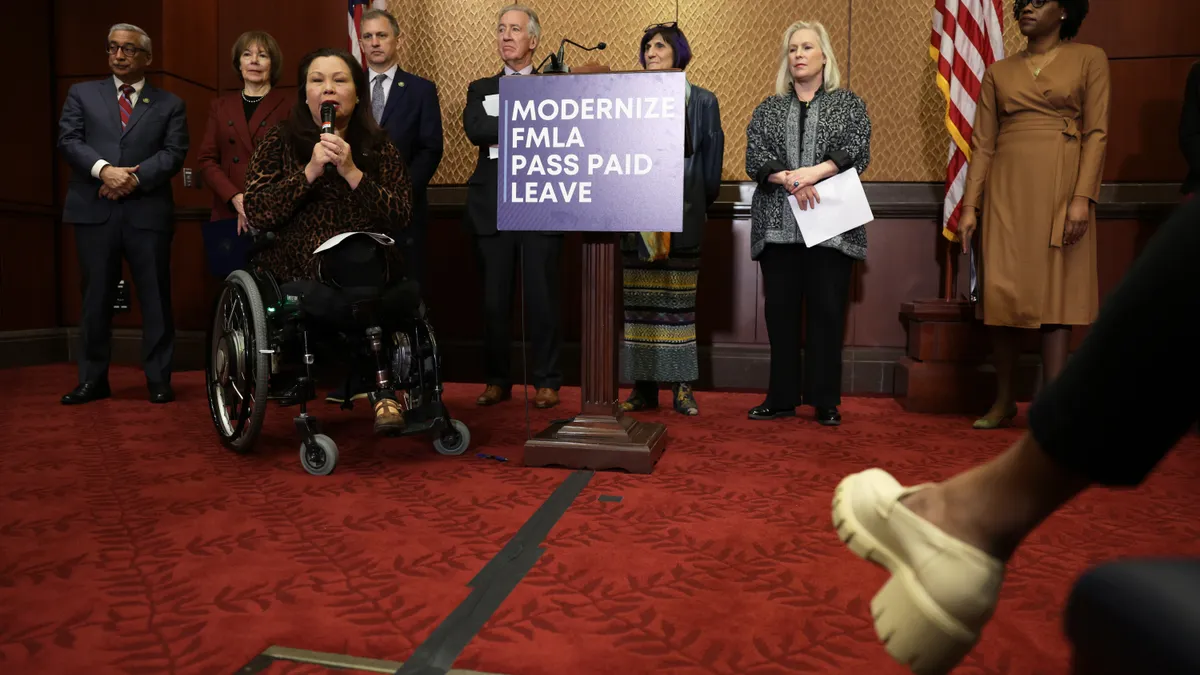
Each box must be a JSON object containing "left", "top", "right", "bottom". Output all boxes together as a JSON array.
[{"left": 958, "top": 0, "right": 1109, "bottom": 429}]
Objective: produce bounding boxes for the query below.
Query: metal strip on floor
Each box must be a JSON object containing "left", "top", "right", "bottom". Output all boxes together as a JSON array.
[{"left": 234, "top": 646, "right": 509, "bottom": 675}]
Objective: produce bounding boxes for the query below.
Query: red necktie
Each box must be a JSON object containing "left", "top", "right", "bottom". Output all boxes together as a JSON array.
[{"left": 119, "top": 85, "right": 135, "bottom": 130}]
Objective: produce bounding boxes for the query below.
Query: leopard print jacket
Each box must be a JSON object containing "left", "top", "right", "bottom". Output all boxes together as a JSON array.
[{"left": 243, "top": 125, "right": 412, "bottom": 283}]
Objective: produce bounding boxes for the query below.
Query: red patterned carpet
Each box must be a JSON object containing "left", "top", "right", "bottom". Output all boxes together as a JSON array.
[{"left": 2, "top": 364, "right": 1198, "bottom": 675}]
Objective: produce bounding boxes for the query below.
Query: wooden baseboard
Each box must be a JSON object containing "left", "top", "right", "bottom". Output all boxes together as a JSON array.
[
  {"left": 0, "top": 328, "right": 905, "bottom": 395},
  {"left": 0, "top": 329, "right": 69, "bottom": 369}
]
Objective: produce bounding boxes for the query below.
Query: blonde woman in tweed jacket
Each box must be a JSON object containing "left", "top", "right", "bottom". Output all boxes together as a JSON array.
[{"left": 744, "top": 20, "right": 871, "bottom": 427}]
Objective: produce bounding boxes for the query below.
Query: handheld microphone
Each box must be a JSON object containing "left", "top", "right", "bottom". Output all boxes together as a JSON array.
[
  {"left": 320, "top": 100, "right": 336, "bottom": 133},
  {"left": 319, "top": 101, "right": 337, "bottom": 174}
]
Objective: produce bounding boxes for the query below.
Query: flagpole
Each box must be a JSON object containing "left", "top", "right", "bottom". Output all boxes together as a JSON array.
[{"left": 943, "top": 240, "right": 955, "bottom": 300}]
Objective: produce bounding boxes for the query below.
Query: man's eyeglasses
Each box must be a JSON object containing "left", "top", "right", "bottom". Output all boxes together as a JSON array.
[{"left": 106, "top": 43, "right": 147, "bottom": 57}]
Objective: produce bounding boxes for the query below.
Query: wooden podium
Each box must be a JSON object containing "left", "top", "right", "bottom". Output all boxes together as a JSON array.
[
  {"left": 522, "top": 231, "right": 667, "bottom": 473},
  {"left": 519, "top": 65, "right": 669, "bottom": 473}
]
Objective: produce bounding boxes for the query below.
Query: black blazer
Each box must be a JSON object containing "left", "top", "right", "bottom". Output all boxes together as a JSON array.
[
  {"left": 461, "top": 69, "right": 557, "bottom": 237},
  {"left": 58, "top": 78, "right": 189, "bottom": 229},
  {"left": 676, "top": 85, "right": 725, "bottom": 250},
  {"left": 1181, "top": 61, "right": 1200, "bottom": 195},
  {"left": 376, "top": 68, "right": 444, "bottom": 231}
]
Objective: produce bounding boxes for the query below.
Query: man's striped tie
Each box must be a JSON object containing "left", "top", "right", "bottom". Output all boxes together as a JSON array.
[{"left": 119, "top": 84, "right": 135, "bottom": 130}]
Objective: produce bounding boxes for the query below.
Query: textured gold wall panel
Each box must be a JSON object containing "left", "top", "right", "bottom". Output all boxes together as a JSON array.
[
  {"left": 853, "top": 0, "right": 1026, "bottom": 181},
  {"left": 382, "top": 1, "right": 1028, "bottom": 184}
]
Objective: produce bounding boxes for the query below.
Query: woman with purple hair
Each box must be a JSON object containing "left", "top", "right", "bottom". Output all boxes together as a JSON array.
[{"left": 620, "top": 22, "right": 724, "bottom": 416}]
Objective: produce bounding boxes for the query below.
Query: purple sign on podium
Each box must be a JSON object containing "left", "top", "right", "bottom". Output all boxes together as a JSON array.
[{"left": 497, "top": 70, "right": 685, "bottom": 232}]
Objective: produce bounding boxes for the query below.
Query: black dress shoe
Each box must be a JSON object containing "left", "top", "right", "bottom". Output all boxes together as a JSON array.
[
  {"left": 748, "top": 404, "right": 797, "bottom": 420},
  {"left": 816, "top": 407, "right": 842, "bottom": 426},
  {"left": 148, "top": 383, "right": 175, "bottom": 404},
  {"left": 62, "top": 381, "right": 111, "bottom": 405}
]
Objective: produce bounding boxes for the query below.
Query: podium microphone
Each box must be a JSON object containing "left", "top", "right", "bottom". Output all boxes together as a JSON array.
[
  {"left": 541, "top": 38, "right": 607, "bottom": 73},
  {"left": 319, "top": 100, "right": 337, "bottom": 175}
]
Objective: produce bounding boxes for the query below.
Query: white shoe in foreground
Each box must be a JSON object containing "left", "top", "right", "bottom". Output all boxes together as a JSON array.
[{"left": 832, "top": 468, "right": 1006, "bottom": 675}]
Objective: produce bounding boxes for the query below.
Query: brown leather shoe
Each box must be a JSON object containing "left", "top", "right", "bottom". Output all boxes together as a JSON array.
[
  {"left": 533, "top": 387, "right": 559, "bottom": 409},
  {"left": 373, "top": 397, "right": 405, "bottom": 436},
  {"left": 476, "top": 385, "right": 511, "bottom": 406}
]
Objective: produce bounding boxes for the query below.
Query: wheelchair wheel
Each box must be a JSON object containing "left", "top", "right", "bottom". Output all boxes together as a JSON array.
[
  {"left": 206, "top": 270, "right": 270, "bottom": 453},
  {"left": 300, "top": 434, "right": 339, "bottom": 476},
  {"left": 433, "top": 419, "right": 471, "bottom": 456}
]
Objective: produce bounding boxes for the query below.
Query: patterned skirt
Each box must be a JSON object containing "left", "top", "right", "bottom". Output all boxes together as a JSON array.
[{"left": 621, "top": 245, "right": 701, "bottom": 383}]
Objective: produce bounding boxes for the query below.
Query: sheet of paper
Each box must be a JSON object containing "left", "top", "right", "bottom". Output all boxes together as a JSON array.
[
  {"left": 483, "top": 94, "right": 499, "bottom": 117},
  {"left": 488, "top": 145, "right": 499, "bottom": 160},
  {"left": 786, "top": 169, "right": 874, "bottom": 247},
  {"left": 313, "top": 231, "right": 395, "bottom": 254}
]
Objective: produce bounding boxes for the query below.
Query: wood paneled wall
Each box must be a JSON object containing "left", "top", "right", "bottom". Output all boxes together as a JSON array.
[{"left": 0, "top": 3, "right": 57, "bottom": 332}]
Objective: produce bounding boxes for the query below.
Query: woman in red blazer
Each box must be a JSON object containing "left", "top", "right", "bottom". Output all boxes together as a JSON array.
[{"left": 198, "top": 31, "right": 290, "bottom": 235}]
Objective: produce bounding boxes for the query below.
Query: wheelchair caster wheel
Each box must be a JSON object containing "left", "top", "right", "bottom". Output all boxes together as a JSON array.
[
  {"left": 300, "top": 434, "right": 339, "bottom": 475},
  {"left": 433, "top": 419, "right": 471, "bottom": 456}
]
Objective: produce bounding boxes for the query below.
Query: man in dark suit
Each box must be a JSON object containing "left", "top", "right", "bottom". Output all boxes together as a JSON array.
[
  {"left": 360, "top": 8, "right": 444, "bottom": 289},
  {"left": 1181, "top": 61, "right": 1199, "bottom": 198},
  {"left": 463, "top": 4, "right": 562, "bottom": 409},
  {"left": 57, "top": 23, "right": 189, "bottom": 405}
]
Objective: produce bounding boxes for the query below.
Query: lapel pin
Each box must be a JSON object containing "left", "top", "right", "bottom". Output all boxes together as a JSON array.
[
  {"left": 398, "top": 81, "right": 405, "bottom": 87},
  {"left": 142, "top": 98, "right": 150, "bottom": 103}
]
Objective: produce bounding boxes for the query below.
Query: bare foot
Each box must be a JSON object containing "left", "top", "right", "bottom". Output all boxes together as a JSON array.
[{"left": 899, "top": 486, "right": 1010, "bottom": 560}]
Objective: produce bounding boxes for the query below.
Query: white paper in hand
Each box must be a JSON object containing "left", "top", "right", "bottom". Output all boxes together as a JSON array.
[
  {"left": 483, "top": 94, "right": 499, "bottom": 117},
  {"left": 488, "top": 145, "right": 500, "bottom": 160},
  {"left": 313, "top": 231, "right": 395, "bottom": 254},
  {"left": 787, "top": 169, "right": 874, "bottom": 247}
]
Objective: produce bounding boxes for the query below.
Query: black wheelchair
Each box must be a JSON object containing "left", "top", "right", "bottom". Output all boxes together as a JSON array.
[{"left": 204, "top": 230, "right": 470, "bottom": 475}]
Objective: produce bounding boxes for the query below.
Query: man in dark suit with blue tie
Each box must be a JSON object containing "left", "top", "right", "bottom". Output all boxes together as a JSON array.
[
  {"left": 57, "top": 23, "right": 189, "bottom": 405},
  {"left": 359, "top": 8, "right": 444, "bottom": 289}
]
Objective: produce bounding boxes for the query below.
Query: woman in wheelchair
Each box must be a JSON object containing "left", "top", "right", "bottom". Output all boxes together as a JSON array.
[{"left": 243, "top": 47, "right": 412, "bottom": 435}]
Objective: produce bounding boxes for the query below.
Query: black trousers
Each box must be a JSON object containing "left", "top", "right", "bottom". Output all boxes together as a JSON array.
[
  {"left": 474, "top": 231, "right": 563, "bottom": 390},
  {"left": 74, "top": 210, "right": 175, "bottom": 385},
  {"left": 1029, "top": 198, "right": 1200, "bottom": 486},
  {"left": 759, "top": 243, "right": 854, "bottom": 409}
]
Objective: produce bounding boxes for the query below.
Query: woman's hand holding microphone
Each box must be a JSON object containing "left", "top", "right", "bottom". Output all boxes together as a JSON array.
[
  {"left": 305, "top": 101, "right": 364, "bottom": 189},
  {"left": 305, "top": 134, "right": 361, "bottom": 186}
]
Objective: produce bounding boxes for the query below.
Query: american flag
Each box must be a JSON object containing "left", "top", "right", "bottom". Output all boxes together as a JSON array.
[
  {"left": 349, "top": 0, "right": 389, "bottom": 68},
  {"left": 930, "top": 0, "right": 1005, "bottom": 242}
]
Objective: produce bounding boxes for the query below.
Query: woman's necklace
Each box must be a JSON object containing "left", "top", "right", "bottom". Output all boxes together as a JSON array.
[
  {"left": 242, "top": 89, "right": 266, "bottom": 103},
  {"left": 1027, "top": 45, "right": 1060, "bottom": 78}
]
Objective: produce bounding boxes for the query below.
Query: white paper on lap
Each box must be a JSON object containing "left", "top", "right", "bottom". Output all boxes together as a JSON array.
[
  {"left": 787, "top": 169, "right": 875, "bottom": 247},
  {"left": 313, "top": 231, "right": 395, "bottom": 254}
]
